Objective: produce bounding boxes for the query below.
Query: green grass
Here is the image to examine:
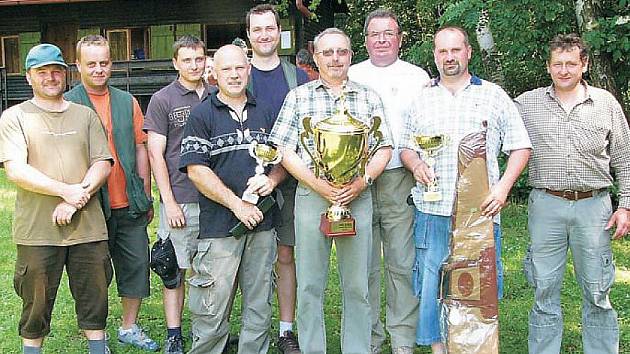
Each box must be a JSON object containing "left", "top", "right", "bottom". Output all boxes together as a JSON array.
[{"left": 0, "top": 171, "right": 628, "bottom": 353}]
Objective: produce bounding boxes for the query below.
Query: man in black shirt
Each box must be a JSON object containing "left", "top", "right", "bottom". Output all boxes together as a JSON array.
[{"left": 180, "top": 44, "right": 285, "bottom": 354}]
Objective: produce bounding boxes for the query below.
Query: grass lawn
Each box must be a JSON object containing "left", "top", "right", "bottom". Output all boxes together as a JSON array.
[{"left": 0, "top": 170, "right": 628, "bottom": 353}]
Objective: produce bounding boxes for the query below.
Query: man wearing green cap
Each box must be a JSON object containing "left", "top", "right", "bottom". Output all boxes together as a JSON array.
[{"left": 0, "top": 43, "right": 113, "bottom": 354}]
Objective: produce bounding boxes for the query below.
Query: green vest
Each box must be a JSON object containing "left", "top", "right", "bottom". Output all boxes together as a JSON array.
[
  {"left": 247, "top": 58, "right": 298, "bottom": 94},
  {"left": 65, "top": 84, "right": 151, "bottom": 219}
]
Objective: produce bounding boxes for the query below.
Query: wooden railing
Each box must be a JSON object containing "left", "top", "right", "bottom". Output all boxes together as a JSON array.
[
  {"left": 68, "top": 59, "right": 178, "bottom": 96},
  {"left": 0, "top": 59, "right": 178, "bottom": 110}
]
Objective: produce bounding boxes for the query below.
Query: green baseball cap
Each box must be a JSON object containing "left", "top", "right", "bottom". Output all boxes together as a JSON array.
[{"left": 25, "top": 43, "right": 68, "bottom": 71}]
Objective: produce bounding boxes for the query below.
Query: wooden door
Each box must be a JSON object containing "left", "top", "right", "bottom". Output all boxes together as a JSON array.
[{"left": 42, "top": 22, "right": 79, "bottom": 64}]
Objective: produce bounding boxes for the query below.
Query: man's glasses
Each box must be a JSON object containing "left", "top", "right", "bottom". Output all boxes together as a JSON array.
[
  {"left": 316, "top": 48, "right": 351, "bottom": 57},
  {"left": 366, "top": 30, "right": 399, "bottom": 40}
]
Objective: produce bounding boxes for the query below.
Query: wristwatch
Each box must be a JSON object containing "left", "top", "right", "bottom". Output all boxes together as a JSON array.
[{"left": 364, "top": 174, "right": 373, "bottom": 186}]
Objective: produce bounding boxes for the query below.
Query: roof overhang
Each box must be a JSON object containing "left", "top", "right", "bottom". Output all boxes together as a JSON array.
[{"left": 0, "top": 0, "right": 106, "bottom": 6}]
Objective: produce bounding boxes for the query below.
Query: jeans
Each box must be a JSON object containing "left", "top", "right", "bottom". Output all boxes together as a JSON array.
[
  {"left": 412, "top": 210, "right": 503, "bottom": 345},
  {"left": 525, "top": 188, "right": 618, "bottom": 354}
]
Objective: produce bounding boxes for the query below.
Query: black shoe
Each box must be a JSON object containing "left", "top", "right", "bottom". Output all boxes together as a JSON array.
[
  {"left": 278, "top": 331, "right": 301, "bottom": 354},
  {"left": 222, "top": 334, "right": 238, "bottom": 354},
  {"left": 163, "top": 335, "right": 184, "bottom": 354}
]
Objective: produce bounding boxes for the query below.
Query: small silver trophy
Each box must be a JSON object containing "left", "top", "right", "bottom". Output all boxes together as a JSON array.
[
  {"left": 414, "top": 134, "right": 449, "bottom": 202},
  {"left": 242, "top": 141, "right": 282, "bottom": 204}
]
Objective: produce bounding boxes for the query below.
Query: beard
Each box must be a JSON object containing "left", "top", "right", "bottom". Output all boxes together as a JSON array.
[{"left": 442, "top": 61, "right": 462, "bottom": 76}]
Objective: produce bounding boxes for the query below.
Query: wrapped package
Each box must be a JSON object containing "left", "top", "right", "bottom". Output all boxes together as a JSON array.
[{"left": 440, "top": 126, "right": 499, "bottom": 353}]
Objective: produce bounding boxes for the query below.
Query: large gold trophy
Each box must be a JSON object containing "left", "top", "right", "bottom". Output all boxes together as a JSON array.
[
  {"left": 414, "top": 134, "right": 449, "bottom": 202},
  {"left": 300, "top": 96, "right": 383, "bottom": 237}
]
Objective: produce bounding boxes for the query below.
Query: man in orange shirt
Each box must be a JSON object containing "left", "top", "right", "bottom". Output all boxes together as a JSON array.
[{"left": 66, "top": 35, "right": 158, "bottom": 352}]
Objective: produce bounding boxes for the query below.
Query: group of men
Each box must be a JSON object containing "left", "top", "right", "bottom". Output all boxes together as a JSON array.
[{"left": 0, "top": 4, "right": 628, "bottom": 354}]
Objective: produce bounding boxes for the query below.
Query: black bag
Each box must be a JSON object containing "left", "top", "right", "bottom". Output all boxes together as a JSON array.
[{"left": 149, "top": 237, "right": 182, "bottom": 289}]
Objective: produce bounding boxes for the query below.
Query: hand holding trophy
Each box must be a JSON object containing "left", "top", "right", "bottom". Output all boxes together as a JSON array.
[
  {"left": 414, "top": 134, "right": 449, "bottom": 202},
  {"left": 300, "top": 95, "right": 383, "bottom": 237},
  {"left": 242, "top": 141, "right": 282, "bottom": 204}
]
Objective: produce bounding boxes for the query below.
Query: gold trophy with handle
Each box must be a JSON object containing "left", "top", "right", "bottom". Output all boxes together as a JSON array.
[
  {"left": 414, "top": 134, "right": 449, "bottom": 202},
  {"left": 300, "top": 95, "right": 383, "bottom": 237}
]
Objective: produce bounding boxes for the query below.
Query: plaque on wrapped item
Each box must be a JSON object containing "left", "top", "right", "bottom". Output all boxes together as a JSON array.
[
  {"left": 441, "top": 247, "right": 498, "bottom": 319},
  {"left": 300, "top": 95, "right": 383, "bottom": 237},
  {"left": 242, "top": 141, "right": 282, "bottom": 204},
  {"left": 413, "top": 134, "right": 449, "bottom": 202}
]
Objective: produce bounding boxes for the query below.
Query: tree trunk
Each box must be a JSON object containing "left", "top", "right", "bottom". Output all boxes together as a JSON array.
[
  {"left": 575, "top": 0, "right": 622, "bottom": 104},
  {"left": 476, "top": 8, "right": 505, "bottom": 87}
]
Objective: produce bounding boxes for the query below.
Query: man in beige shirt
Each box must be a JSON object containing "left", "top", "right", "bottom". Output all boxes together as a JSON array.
[{"left": 0, "top": 44, "right": 112, "bottom": 354}]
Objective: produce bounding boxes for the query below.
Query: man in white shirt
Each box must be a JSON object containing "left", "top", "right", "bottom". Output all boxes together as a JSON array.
[{"left": 348, "top": 8, "right": 430, "bottom": 354}]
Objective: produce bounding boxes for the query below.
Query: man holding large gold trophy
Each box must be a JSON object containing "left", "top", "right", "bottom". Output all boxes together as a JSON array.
[
  {"left": 269, "top": 28, "right": 392, "bottom": 354},
  {"left": 399, "top": 26, "right": 531, "bottom": 354}
]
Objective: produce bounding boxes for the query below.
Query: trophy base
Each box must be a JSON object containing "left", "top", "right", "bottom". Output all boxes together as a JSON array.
[
  {"left": 423, "top": 191, "right": 442, "bottom": 202},
  {"left": 242, "top": 191, "right": 259, "bottom": 204},
  {"left": 320, "top": 214, "right": 356, "bottom": 237}
]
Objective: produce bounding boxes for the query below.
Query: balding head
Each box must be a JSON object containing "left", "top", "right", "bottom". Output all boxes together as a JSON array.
[{"left": 214, "top": 44, "right": 251, "bottom": 99}]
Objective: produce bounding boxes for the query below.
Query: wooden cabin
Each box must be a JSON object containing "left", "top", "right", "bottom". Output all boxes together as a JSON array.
[{"left": 0, "top": 0, "right": 346, "bottom": 110}]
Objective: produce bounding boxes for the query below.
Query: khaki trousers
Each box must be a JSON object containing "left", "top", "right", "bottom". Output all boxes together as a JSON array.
[{"left": 369, "top": 167, "right": 418, "bottom": 349}]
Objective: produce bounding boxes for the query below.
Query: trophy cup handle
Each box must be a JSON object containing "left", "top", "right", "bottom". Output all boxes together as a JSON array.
[
  {"left": 300, "top": 116, "right": 321, "bottom": 177},
  {"left": 360, "top": 116, "right": 384, "bottom": 175}
]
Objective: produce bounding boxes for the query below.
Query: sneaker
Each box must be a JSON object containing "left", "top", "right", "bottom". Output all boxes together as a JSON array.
[
  {"left": 118, "top": 324, "right": 160, "bottom": 352},
  {"left": 392, "top": 346, "right": 414, "bottom": 354},
  {"left": 163, "top": 335, "right": 184, "bottom": 354},
  {"left": 277, "top": 331, "right": 301, "bottom": 354}
]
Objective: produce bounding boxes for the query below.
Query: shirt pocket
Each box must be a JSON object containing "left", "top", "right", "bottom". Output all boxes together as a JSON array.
[{"left": 571, "top": 121, "right": 608, "bottom": 155}]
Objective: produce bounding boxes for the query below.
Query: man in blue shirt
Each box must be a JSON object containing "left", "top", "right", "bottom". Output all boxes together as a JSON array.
[{"left": 245, "top": 5, "right": 308, "bottom": 353}]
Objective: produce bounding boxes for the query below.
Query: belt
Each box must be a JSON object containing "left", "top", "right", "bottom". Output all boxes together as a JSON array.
[{"left": 544, "top": 189, "right": 602, "bottom": 201}]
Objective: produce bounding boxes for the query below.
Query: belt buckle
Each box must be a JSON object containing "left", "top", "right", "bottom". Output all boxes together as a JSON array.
[{"left": 562, "top": 189, "right": 578, "bottom": 201}]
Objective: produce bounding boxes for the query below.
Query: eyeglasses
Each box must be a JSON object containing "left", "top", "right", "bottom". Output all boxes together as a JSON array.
[
  {"left": 316, "top": 48, "right": 351, "bottom": 57},
  {"left": 366, "top": 30, "right": 399, "bottom": 40}
]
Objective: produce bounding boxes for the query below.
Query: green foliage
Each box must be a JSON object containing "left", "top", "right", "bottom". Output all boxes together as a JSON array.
[
  {"left": 341, "top": 0, "right": 629, "bottom": 110},
  {"left": 581, "top": 8, "right": 630, "bottom": 97}
]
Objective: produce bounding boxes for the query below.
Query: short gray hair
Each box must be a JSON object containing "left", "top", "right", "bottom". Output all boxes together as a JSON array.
[
  {"left": 363, "top": 8, "right": 400, "bottom": 35},
  {"left": 313, "top": 28, "right": 352, "bottom": 52}
]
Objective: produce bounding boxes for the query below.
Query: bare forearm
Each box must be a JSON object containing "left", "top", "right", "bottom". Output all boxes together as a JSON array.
[
  {"left": 499, "top": 148, "right": 530, "bottom": 188},
  {"left": 278, "top": 148, "right": 320, "bottom": 190},
  {"left": 268, "top": 164, "right": 287, "bottom": 188},
  {"left": 148, "top": 135, "right": 177, "bottom": 204},
  {"left": 136, "top": 143, "right": 152, "bottom": 196},
  {"left": 187, "top": 164, "right": 240, "bottom": 210},
  {"left": 81, "top": 160, "right": 112, "bottom": 195},
  {"left": 400, "top": 148, "right": 422, "bottom": 172},
  {"left": 4, "top": 160, "right": 69, "bottom": 197},
  {"left": 365, "top": 147, "right": 391, "bottom": 179}
]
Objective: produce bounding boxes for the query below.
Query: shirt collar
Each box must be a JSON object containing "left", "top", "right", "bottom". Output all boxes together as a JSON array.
[
  {"left": 545, "top": 79, "right": 592, "bottom": 103},
  {"left": 173, "top": 79, "right": 211, "bottom": 98},
  {"left": 430, "top": 74, "right": 482, "bottom": 87},
  {"left": 210, "top": 90, "right": 257, "bottom": 109},
  {"left": 314, "top": 78, "right": 361, "bottom": 93}
]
